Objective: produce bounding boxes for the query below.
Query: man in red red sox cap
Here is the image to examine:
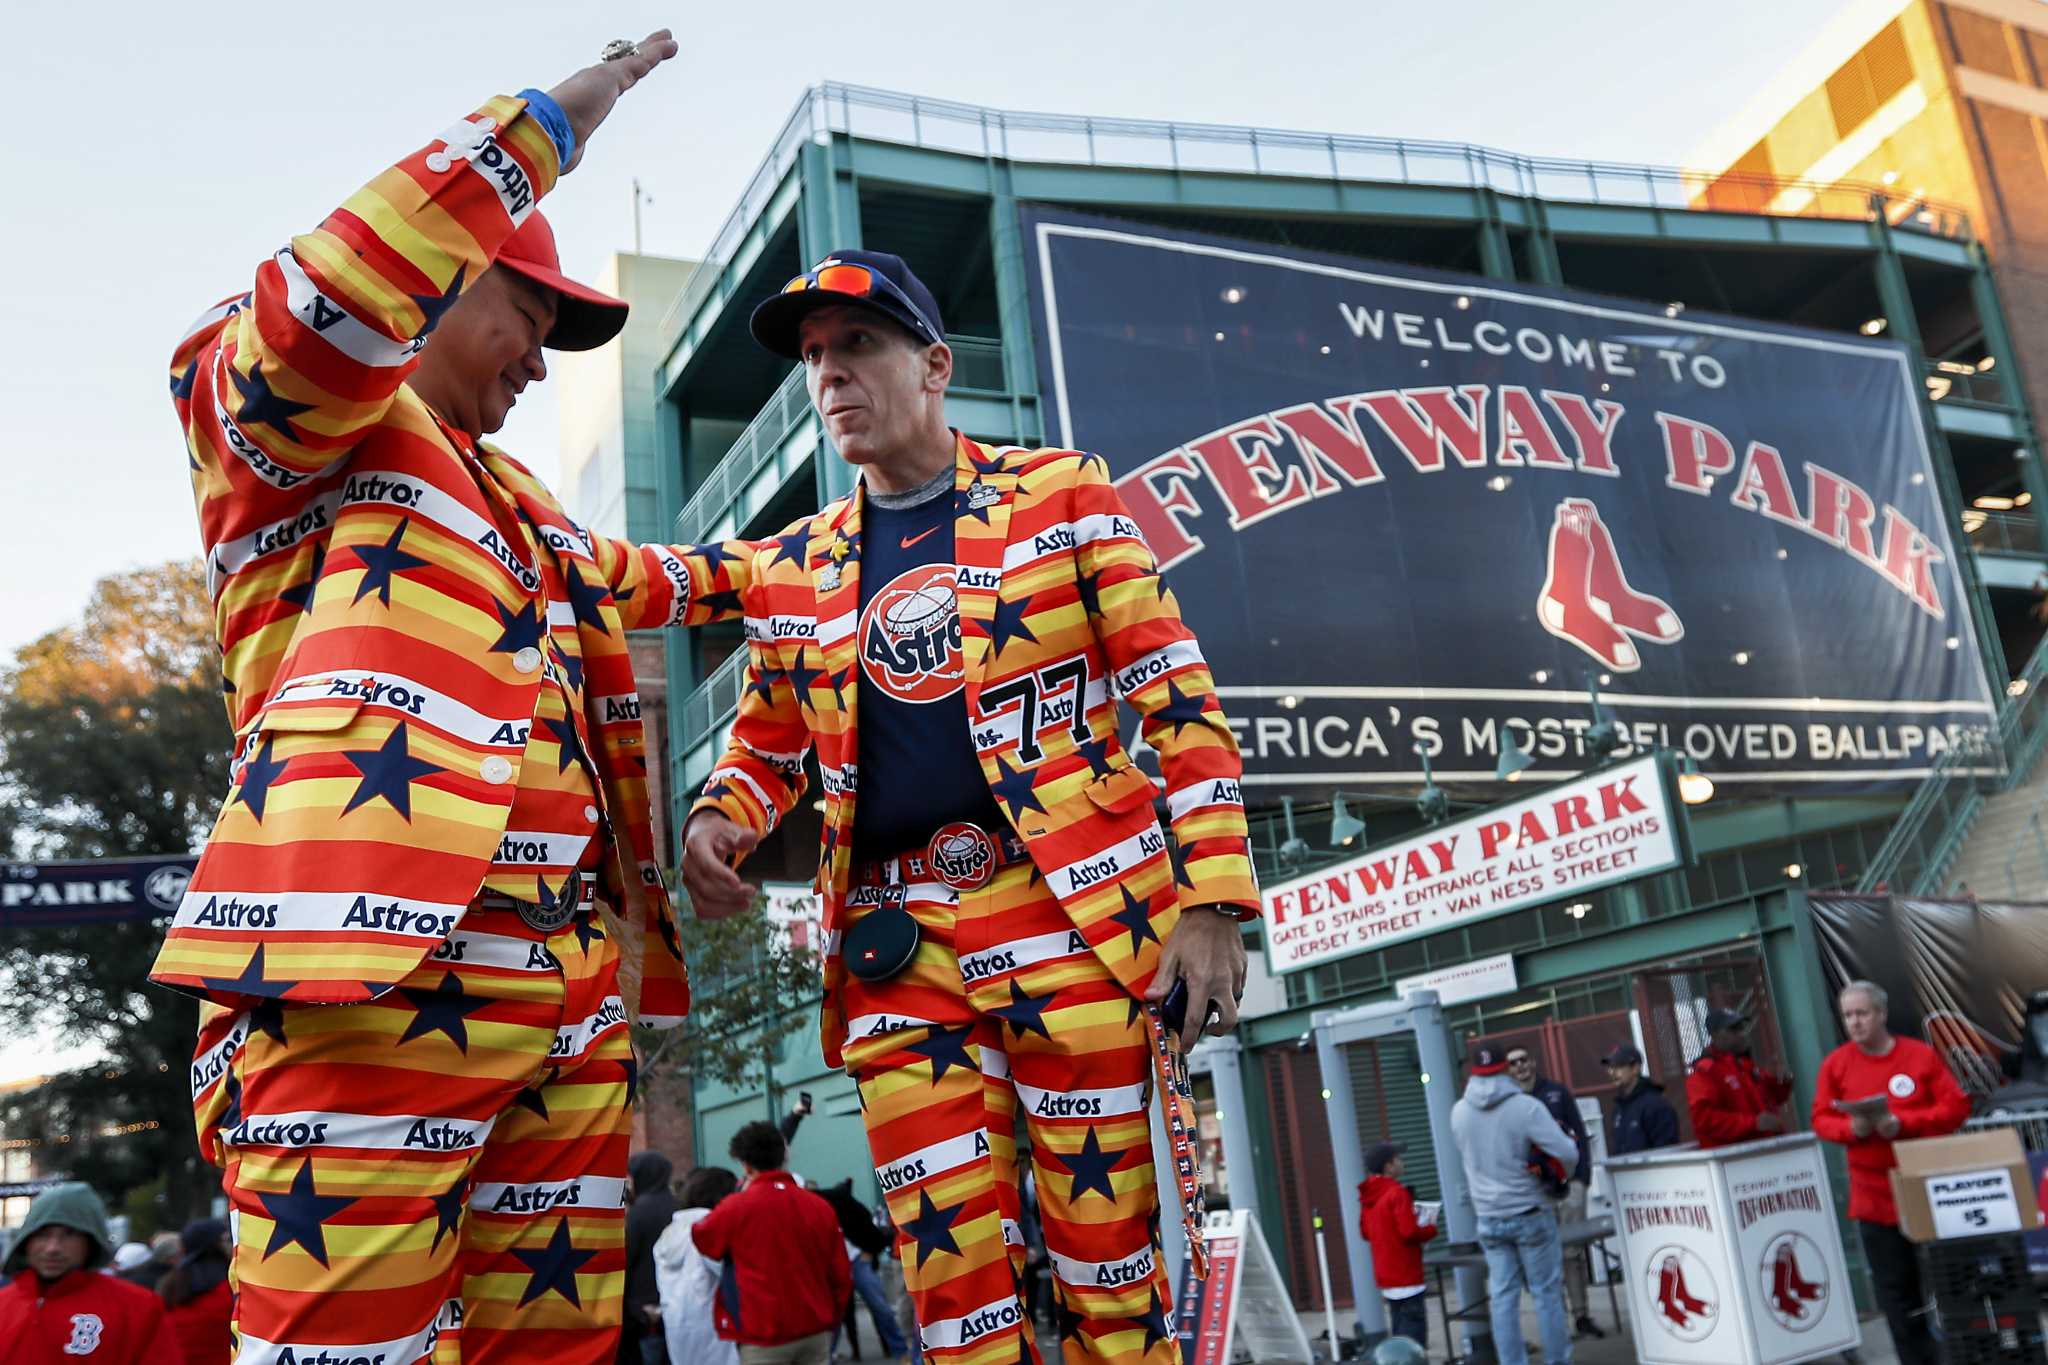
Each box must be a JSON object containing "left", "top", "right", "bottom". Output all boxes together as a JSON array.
[{"left": 153, "top": 32, "right": 764, "bottom": 1363}]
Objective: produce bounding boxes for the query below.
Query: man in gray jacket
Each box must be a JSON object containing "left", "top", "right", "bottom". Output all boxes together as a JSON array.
[{"left": 1450, "top": 1044, "right": 1581, "bottom": 1365}]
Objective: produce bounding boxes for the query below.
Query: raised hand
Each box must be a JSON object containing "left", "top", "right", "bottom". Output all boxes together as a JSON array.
[{"left": 544, "top": 29, "right": 680, "bottom": 174}]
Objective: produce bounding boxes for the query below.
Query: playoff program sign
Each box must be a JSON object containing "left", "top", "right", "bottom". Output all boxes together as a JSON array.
[{"left": 1022, "top": 208, "right": 1999, "bottom": 794}]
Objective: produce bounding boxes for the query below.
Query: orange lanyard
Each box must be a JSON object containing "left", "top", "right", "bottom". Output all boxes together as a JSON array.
[{"left": 1146, "top": 1006, "right": 1209, "bottom": 1279}]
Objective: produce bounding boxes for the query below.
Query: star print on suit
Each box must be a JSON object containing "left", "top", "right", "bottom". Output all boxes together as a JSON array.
[
  {"left": 689, "top": 435, "right": 1261, "bottom": 1365},
  {"left": 163, "top": 93, "right": 758, "bottom": 1365}
]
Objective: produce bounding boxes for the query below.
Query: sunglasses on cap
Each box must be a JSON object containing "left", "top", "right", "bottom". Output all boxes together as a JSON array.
[{"left": 779, "top": 263, "right": 939, "bottom": 345}]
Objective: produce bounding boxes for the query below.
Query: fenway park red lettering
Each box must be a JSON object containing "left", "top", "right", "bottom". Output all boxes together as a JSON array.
[
  {"left": 1266, "top": 755, "right": 1681, "bottom": 972},
  {"left": 1117, "top": 386, "right": 1946, "bottom": 619}
]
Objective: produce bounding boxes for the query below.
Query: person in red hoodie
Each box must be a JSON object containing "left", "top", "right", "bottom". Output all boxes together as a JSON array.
[
  {"left": 157, "top": 1218, "right": 231, "bottom": 1365},
  {"left": 1686, "top": 1008, "right": 1794, "bottom": 1148},
  {"left": 1811, "top": 979, "right": 1968, "bottom": 1365},
  {"left": 0, "top": 1183, "right": 183, "bottom": 1364},
  {"left": 690, "top": 1120, "right": 853, "bottom": 1365},
  {"left": 1357, "top": 1141, "right": 1439, "bottom": 1351}
]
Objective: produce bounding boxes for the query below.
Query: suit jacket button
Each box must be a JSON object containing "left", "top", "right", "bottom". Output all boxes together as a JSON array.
[
  {"left": 512, "top": 647, "right": 543, "bottom": 673},
  {"left": 481, "top": 756, "right": 514, "bottom": 784}
]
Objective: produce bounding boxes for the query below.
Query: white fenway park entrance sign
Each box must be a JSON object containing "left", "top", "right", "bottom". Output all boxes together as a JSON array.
[{"left": 1263, "top": 753, "right": 1687, "bottom": 974}]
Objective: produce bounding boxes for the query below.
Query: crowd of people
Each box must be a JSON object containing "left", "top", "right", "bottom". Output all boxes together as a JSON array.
[
  {"left": 0, "top": 1184, "right": 232, "bottom": 1363},
  {"left": 1348, "top": 981, "right": 1969, "bottom": 1365}
]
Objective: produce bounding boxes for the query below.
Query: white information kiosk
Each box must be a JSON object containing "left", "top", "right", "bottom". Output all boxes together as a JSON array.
[{"left": 1604, "top": 1134, "right": 1859, "bottom": 1365}]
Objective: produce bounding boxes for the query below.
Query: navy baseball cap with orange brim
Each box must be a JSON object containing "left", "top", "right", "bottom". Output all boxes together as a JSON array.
[
  {"left": 750, "top": 249, "right": 945, "bottom": 358},
  {"left": 496, "top": 211, "right": 629, "bottom": 352}
]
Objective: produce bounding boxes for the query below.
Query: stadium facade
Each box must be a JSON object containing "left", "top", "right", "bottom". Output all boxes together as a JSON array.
[{"left": 631, "top": 83, "right": 2048, "bottom": 1314}]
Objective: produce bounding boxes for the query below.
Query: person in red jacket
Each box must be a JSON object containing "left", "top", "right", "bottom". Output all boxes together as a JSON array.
[
  {"left": 690, "top": 1120, "right": 853, "bottom": 1365},
  {"left": 0, "top": 1183, "right": 184, "bottom": 1364},
  {"left": 1357, "top": 1142, "right": 1439, "bottom": 1351},
  {"left": 158, "top": 1218, "right": 231, "bottom": 1365},
  {"left": 1685, "top": 1008, "right": 1794, "bottom": 1148},
  {"left": 1811, "top": 979, "right": 1968, "bottom": 1365}
]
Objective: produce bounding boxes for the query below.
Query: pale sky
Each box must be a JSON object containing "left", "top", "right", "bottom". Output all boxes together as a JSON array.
[
  {"left": 0, "top": 5, "right": 1855, "bottom": 1085},
  {"left": 0, "top": 0, "right": 1859, "bottom": 665}
]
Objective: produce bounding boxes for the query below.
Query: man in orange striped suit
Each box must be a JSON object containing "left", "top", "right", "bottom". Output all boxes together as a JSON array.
[
  {"left": 681, "top": 252, "right": 1261, "bottom": 1365},
  {"left": 154, "top": 32, "right": 759, "bottom": 1364}
]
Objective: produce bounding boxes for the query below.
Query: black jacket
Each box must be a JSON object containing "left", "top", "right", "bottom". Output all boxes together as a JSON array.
[
  {"left": 821, "top": 1180, "right": 891, "bottom": 1258},
  {"left": 1610, "top": 1078, "right": 1681, "bottom": 1156},
  {"left": 620, "top": 1152, "right": 681, "bottom": 1356},
  {"left": 1530, "top": 1077, "right": 1591, "bottom": 1183}
]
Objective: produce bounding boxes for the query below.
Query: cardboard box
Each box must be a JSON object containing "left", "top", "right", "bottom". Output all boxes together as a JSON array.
[{"left": 1890, "top": 1129, "right": 2039, "bottom": 1243}]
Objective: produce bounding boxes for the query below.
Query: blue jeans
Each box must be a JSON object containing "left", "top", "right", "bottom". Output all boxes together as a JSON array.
[
  {"left": 1476, "top": 1207, "right": 1571, "bottom": 1365},
  {"left": 850, "top": 1255, "right": 909, "bottom": 1357}
]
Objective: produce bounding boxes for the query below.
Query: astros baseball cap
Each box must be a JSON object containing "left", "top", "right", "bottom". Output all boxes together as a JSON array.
[
  {"left": 1704, "top": 1008, "right": 1749, "bottom": 1032},
  {"left": 1469, "top": 1045, "right": 1510, "bottom": 1076},
  {"left": 495, "top": 211, "right": 629, "bottom": 352},
  {"left": 1602, "top": 1042, "right": 1643, "bottom": 1066},
  {"left": 750, "top": 249, "right": 946, "bottom": 359}
]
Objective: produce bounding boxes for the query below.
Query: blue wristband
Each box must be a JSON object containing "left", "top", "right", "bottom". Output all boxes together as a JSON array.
[{"left": 517, "top": 88, "right": 577, "bottom": 169}]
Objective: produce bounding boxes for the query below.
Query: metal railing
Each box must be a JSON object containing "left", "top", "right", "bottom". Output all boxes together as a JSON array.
[
  {"left": 674, "top": 647, "right": 750, "bottom": 769},
  {"left": 1856, "top": 633, "right": 2048, "bottom": 895},
  {"left": 1925, "top": 358, "right": 2011, "bottom": 408},
  {"left": 674, "top": 366, "right": 817, "bottom": 547},
  {"left": 657, "top": 83, "right": 1973, "bottom": 359},
  {"left": 1962, "top": 508, "right": 2044, "bottom": 557},
  {"left": 1965, "top": 1100, "right": 2048, "bottom": 1152}
]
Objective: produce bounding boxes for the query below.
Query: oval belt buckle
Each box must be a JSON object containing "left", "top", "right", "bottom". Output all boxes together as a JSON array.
[
  {"left": 927, "top": 822, "right": 997, "bottom": 892},
  {"left": 519, "top": 869, "right": 582, "bottom": 933}
]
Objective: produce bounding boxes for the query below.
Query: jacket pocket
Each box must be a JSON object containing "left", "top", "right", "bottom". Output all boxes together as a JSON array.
[
  {"left": 238, "top": 685, "right": 368, "bottom": 738},
  {"left": 1084, "top": 763, "right": 1159, "bottom": 815}
]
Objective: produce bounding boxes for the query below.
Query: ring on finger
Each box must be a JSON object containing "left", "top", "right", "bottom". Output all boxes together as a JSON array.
[{"left": 600, "top": 38, "right": 638, "bottom": 62}]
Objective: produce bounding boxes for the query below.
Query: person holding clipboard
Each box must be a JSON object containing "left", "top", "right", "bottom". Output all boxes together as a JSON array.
[{"left": 1810, "top": 980, "right": 1969, "bottom": 1365}]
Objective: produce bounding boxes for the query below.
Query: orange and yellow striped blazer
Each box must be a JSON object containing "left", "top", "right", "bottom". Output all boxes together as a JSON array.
[
  {"left": 689, "top": 434, "right": 1259, "bottom": 1065},
  {"left": 151, "top": 94, "right": 748, "bottom": 1026}
]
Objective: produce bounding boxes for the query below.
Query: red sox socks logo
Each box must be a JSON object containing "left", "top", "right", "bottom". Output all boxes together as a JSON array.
[
  {"left": 1538, "top": 497, "right": 1684, "bottom": 671},
  {"left": 1648, "top": 1247, "right": 1718, "bottom": 1340},
  {"left": 1761, "top": 1232, "right": 1829, "bottom": 1330}
]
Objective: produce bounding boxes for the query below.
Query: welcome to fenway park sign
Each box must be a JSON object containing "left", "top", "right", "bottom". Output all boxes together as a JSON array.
[
  {"left": 1263, "top": 754, "right": 1688, "bottom": 974},
  {"left": 1022, "top": 209, "right": 1999, "bottom": 796}
]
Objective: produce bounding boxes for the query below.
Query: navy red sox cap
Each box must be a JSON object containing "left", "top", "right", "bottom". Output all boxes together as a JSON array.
[
  {"left": 1469, "top": 1045, "right": 1510, "bottom": 1076},
  {"left": 750, "top": 249, "right": 946, "bottom": 358},
  {"left": 1704, "top": 1008, "right": 1750, "bottom": 1032}
]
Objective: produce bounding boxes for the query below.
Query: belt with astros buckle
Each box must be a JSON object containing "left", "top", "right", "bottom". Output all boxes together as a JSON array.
[
  {"left": 477, "top": 869, "right": 596, "bottom": 932},
  {"left": 854, "top": 821, "right": 1030, "bottom": 894}
]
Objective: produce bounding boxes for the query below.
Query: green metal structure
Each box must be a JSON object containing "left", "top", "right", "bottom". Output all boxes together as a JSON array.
[{"left": 648, "top": 81, "right": 2048, "bottom": 1310}]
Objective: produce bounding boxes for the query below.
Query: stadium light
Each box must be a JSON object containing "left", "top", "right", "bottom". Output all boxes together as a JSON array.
[
  {"left": 1583, "top": 670, "right": 1626, "bottom": 759},
  {"left": 1278, "top": 796, "right": 1312, "bottom": 865},
  {"left": 1860, "top": 318, "right": 1888, "bottom": 335},
  {"left": 1496, "top": 733, "right": 1535, "bottom": 782},
  {"left": 1677, "top": 756, "right": 1715, "bottom": 806},
  {"left": 1415, "top": 745, "right": 1451, "bottom": 826},
  {"left": 1330, "top": 795, "right": 1366, "bottom": 848}
]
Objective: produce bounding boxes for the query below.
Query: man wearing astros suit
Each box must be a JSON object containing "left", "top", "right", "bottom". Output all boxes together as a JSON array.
[
  {"left": 151, "top": 34, "right": 758, "bottom": 1364},
  {"left": 680, "top": 251, "right": 1260, "bottom": 1365}
]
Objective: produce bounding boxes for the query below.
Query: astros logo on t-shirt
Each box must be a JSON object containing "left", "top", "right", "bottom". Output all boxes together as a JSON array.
[{"left": 861, "top": 564, "right": 964, "bottom": 703}]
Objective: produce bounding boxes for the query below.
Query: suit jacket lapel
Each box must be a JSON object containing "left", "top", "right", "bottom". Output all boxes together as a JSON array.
[
  {"left": 954, "top": 436, "right": 1015, "bottom": 697},
  {"left": 809, "top": 486, "right": 863, "bottom": 786}
]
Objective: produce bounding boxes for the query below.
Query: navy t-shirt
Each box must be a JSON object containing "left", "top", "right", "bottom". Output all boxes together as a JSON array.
[{"left": 852, "top": 486, "right": 1003, "bottom": 860}]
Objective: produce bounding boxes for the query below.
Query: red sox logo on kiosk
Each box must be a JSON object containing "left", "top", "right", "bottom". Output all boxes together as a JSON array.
[
  {"left": 1759, "top": 1230, "right": 1830, "bottom": 1331},
  {"left": 1645, "top": 1245, "right": 1719, "bottom": 1342},
  {"left": 861, "top": 564, "right": 965, "bottom": 703}
]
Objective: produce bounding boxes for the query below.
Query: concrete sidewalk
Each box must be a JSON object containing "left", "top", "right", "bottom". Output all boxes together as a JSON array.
[{"left": 1296, "top": 1299, "right": 1898, "bottom": 1363}]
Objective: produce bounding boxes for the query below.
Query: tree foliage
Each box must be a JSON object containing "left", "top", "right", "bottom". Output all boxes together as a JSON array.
[
  {"left": 636, "top": 893, "right": 820, "bottom": 1096},
  {"left": 0, "top": 560, "right": 229, "bottom": 1223}
]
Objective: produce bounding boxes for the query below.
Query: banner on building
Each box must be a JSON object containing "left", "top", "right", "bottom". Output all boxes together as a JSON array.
[
  {"left": 0, "top": 857, "right": 196, "bottom": 929},
  {"left": 1264, "top": 753, "right": 1686, "bottom": 974},
  {"left": 1395, "top": 951, "right": 1518, "bottom": 1007},
  {"left": 1021, "top": 207, "right": 1999, "bottom": 795},
  {"left": 1808, "top": 893, "right": 2048, "bottom": 1102}
]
